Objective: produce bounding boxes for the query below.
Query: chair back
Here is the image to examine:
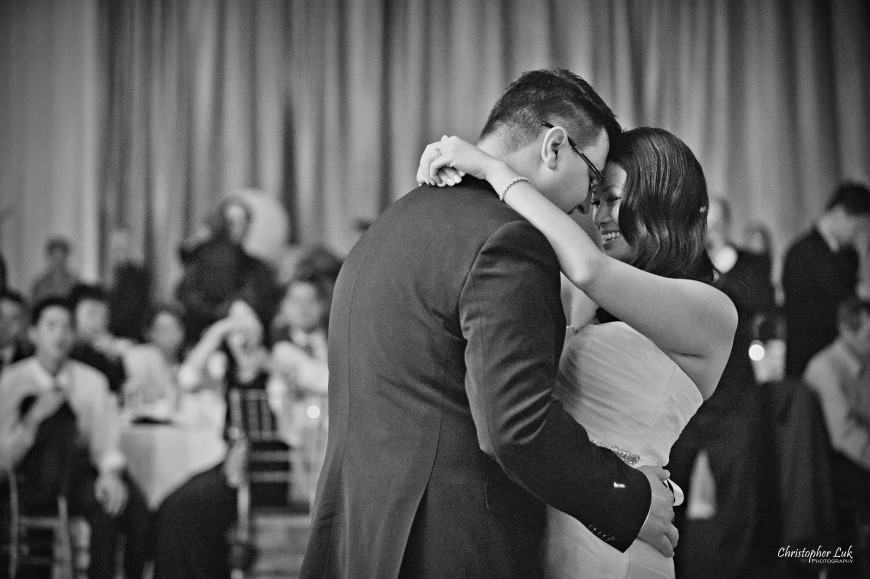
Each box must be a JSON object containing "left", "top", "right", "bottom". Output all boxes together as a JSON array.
[
  {"left": 228, "top": 388, "right": 292, "bottom": 507},
  {"left": 2, "top": 468, "right": 75, "bottom": 579}
]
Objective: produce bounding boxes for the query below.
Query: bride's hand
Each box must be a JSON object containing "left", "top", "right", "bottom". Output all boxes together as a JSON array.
[{"left": 416, "top": 135, "right": 503, "bottom": 187}]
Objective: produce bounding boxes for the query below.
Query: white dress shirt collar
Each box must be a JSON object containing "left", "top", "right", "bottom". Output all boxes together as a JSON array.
[
  {"left": 831, "top": 339, "right": 864, "bottom": 379},
  {"left": 26, "top": 358, "right": 71, "bottom": 392}
]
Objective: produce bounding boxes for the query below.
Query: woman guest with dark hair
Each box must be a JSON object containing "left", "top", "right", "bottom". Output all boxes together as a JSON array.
[
  {"left": 153, "top": 299, "right": 274, "bottom": 579},
  {"left": 122, "top": 304, "right": 186, "bottom": 413},
  {"left": 418, "top": 127, "right": 736, "bottom": 577}
]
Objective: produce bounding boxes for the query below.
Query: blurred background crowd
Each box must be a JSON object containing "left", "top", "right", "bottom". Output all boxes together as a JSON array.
[
  {"left": 1, "top": 0, "right": 870, "bottom": 578},
  {"left": 1, "top": 199, "right": 342, "bottom": 578}
]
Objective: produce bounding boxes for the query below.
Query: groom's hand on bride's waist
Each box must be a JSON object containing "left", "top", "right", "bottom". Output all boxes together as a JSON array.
[{"left": 636, "top": 465, "right": 679, "bottom": 558}]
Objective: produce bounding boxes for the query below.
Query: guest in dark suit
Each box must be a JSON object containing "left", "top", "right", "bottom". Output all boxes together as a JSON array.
[
  {"left": 783, "top": 182, "right": 870, "bottom": 378},
  {"left": 29, "top": 236, "right": 80, "bottom": 304},
  {"left": 301, "top": 69, "right": 676, "bottom": 578},
  {"left": 175, "top": 197, "right": 279, "bottom": 345},
  {"left": 669, "top": 197, "right": 778, "bottom": 578},
  {"left": 69, "top": 284, "right": 128, "bottom": 394},
  {"left": 105, "top": 229, "right": 152, "bottom": 341}
]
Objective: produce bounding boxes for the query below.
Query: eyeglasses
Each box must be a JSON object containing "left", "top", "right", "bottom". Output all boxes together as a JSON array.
[{"left": 541, "top": 121, "right": 604, "bottom": 193}]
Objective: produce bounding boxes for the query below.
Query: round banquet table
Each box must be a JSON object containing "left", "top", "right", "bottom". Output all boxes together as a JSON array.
[{"left": 120, "top": 393, "right": 227, "bottom": 508}]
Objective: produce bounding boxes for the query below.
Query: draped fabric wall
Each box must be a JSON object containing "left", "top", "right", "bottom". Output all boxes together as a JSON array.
[
  {"left": 0, "top": 0, "right": 101, "bottom": 292},
  {"left": 2, "top": 0, "right": 869, "bottom": 300},
  {"left": 98, "top": 0, "right": 295, "bottom": 298}
]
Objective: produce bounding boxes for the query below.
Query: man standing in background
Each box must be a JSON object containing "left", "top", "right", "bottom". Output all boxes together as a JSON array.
[
  {"left": 30, "top": 237, "right": 80, "bottom": 304},
  {"left": 782, "top": 182, "right": 870, "bottom": 378}
]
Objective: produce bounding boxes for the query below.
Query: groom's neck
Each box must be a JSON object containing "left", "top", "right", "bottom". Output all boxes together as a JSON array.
[
  {"left": 477, "top": 136, "right": 535, "bottom": 177},
  {"left": 476, "top": 136, "right": 503, "bottom": 158}
]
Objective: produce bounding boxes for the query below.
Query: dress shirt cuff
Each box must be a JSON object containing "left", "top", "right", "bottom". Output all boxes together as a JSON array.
[
  {"left": 640, "top": 502, "right": 654, "bottom": 538},
  {"left": 98, "top": 450, "right": 126, "bottom": 475}
]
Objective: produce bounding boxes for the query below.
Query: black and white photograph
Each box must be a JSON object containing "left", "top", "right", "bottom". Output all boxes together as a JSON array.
[{"left": 1, "top": 1, "right": 869, "bottom": 578}]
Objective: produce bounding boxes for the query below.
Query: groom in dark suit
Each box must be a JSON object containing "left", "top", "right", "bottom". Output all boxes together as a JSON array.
[{"left": 301, "top": 69, "right": 677, "bottom": 578}]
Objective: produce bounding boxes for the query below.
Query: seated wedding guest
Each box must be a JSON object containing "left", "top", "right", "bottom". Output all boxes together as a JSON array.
[
  {"left": 271, "top": 245, "right": 341, "bottom": 340},
  {"left": 30, "top": 236, "right": 80, "bottom": 304},
  {"left": 175, "top": 196, "right": 279, "bottom": 345},
  {"left": 270, "top": 278, "right": 329, "bottom": 354},
  {"left": 804, "top": 295, "right": 870, "bottom": 476},
  {"left": 292, "top": 245, "right": 342, "bottom": 289},
  {"left": 154, "top": 299, "right": 272, "bottom": 579},
  {"left": 122, "top": 303, "right": 186, "bottom": 414},
  {"left": 0, "top": 289, "right": 33, "bottom": 373},
  {"left": 804, "top": 295, "right": 870, "bottom": 577},
  {"left": 669, "top": 195, "right": 778, "bottom": 578},
  {"left": 268, "top": 274, "right": 331, "bottom": 504},
  {"left": 783, "top": 182, "right": 870, "bottom": 378},
  {"left": 69, "top": 283, "right": 130, "bottom": 394},
  {"left": 106, "top": 229, "right": 152, "bottom": 341},
  {"left": 0, "top": 297, "right": 151, "bottom": 579}
]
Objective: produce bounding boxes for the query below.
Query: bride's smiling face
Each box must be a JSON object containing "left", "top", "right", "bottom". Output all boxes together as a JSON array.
[{"left": 592, "top": 163, "right": 632, "bottom": 261}]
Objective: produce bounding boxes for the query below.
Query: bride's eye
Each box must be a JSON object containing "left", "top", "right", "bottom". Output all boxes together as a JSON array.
[{"left": 590, "top": 198, "right": 601, "bottom": 207}]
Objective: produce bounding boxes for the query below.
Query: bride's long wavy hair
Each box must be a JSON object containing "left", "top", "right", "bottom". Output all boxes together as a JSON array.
[{"left": 607, "top": 127, "right": 714, "bottom": 284}]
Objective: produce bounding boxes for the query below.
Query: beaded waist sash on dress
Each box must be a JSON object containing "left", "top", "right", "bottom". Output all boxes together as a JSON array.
[{"left": 591, "top": 439, "right": 640, "bottom": 466}]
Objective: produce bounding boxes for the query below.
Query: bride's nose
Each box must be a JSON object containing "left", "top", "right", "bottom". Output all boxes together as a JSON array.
[{"left": 593, "top": 205, "right": 608, "bottom": 227}]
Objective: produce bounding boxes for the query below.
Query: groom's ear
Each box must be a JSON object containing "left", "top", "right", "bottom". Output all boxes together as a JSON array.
[{"left": 540, "top": 126, "right": 568, "bottom": 171}]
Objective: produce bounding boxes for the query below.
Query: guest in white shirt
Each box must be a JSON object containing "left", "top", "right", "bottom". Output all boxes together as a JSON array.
[
  {"left": 0, "top": 297, "right": 151, "bottom": 579},
  {"left": 804, "top": 296, "right": 870, "bottom": 473},
  {"left": 269, "top": 275, "right": 329, "bottom": 406},
  {"left": 268, "top": 275, "right": 331, "bottom": 507},
  {"left": 122, "top": 303, "right": 186, "bottom": 414}
]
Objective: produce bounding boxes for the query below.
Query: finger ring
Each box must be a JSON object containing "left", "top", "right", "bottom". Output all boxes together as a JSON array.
[{"left": 436, "top": 147, "right": 442, "bottom": 157}]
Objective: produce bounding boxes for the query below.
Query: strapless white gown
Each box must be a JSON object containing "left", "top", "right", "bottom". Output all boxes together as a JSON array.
[{"left": 543, "top": 322, "right": 704, "bottom": 579}]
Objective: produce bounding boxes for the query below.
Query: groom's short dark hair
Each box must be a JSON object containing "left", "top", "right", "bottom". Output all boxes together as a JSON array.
[
  {"left": 479, "top": 69, "right": 620, "bottom": 153},
  {"left": 825, "top": 181, "right": 870, "bottom": 216}
]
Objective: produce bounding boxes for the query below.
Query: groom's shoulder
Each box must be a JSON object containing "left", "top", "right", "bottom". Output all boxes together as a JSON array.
[
  {"left": 365, "top": 181, "right": 552, "bottom": 261},
  {"left": 391, "top": 180, "right": 528, "bottom": 229}
]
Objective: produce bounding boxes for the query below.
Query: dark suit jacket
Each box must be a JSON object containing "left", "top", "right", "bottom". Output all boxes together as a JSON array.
[
  {"left": 782, "top": 228, "right": 858, "bottom": 378},
  {"left": 701, "top": 247, "right": 776, "bottom": 415},
  {"left": 301, "top": 180, "right": 651, "bottom": 579},
  {"left": 70, "top": 343, "right": 127, "bottom": 394},
  {"left": 108, "top": 262, "right": 152, "bottom": 340},
  {"left": 175, "top": 235, "right": 279, "bottom": 343}
]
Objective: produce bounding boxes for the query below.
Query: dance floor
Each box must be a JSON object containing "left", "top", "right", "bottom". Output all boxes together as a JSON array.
[{"left": 250, "top": 512, "right": 311, "bottom": 578}]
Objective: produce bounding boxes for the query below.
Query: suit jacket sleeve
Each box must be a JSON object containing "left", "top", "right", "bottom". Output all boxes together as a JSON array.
[
  {"left": 0, "top": 369, "right": 37, "bottom": 474},
  {"left": 459, "top": 221, "right": 651, "bottom": 552}
]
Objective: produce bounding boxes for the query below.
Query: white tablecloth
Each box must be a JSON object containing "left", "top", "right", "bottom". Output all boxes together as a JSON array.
[{"left": 120, "top": 392, "right": 227, "bottom": 508}]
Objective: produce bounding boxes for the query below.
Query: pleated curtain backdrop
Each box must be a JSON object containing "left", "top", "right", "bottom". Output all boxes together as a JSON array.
[
  {"left": 1, "top": 0, "right": 868, "bottom": 300},
  {"left": 0, "top": 0, "right": 102, "bottom": 291}
]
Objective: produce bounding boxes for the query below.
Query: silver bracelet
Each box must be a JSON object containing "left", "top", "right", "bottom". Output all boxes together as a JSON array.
[{"left": 499, "top": 176, "right": 530, "bottom": 201}]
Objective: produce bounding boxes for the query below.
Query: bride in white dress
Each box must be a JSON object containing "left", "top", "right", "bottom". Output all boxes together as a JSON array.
[{"left": 417, "top": 127, "right": 737, "bottom": 578}]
